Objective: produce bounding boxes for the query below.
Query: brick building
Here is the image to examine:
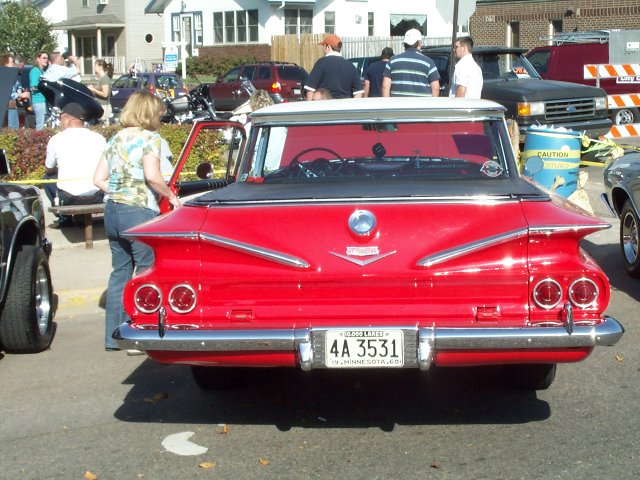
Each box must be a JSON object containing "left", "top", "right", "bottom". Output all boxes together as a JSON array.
[{"left": 470, "top": 0, "right": 640, "bottom": 49}]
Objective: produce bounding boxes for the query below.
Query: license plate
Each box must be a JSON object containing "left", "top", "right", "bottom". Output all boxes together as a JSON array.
[
  {"left": 325, "top": 329, "right": 404, "bottom": 368},
  {"left": 293, "top": 88, "right": 301, "bottom": 95}
]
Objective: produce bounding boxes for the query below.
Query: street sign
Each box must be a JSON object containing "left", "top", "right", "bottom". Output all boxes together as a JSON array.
[
  {"left": 436, "top": 0, "right": 477, "bottom": 24},
  {"left": 164, "top": 44, "right": 179, "bottom": 71}
]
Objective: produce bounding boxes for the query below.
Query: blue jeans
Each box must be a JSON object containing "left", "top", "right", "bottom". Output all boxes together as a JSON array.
[
  {"left": 7, "top": 108, "right": 19, "bottom": 129},
  {"left": 33, "top": 102, "right": 46, "bottom": 130},
  {"left": 104, "top": 201, "right": 157, "bottom": 349}
]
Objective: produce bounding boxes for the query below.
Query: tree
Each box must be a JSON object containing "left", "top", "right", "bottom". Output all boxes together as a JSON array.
[{"left": 0, "top": 2, "right": 57, "bottom": 62}]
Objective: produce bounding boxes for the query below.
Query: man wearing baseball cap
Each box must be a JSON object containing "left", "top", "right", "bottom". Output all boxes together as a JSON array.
[
  {"left": 44, "top": 102, "right": 106, "bottom": 227},
  {"left": 304, "top": 34, "right": 364, "bottom": 100},
  {"left": 364, "top": 47, "right": 394, "bottom": 97},
  {"left": 382, "top": 28, "right": 440, "bottom": 97}
]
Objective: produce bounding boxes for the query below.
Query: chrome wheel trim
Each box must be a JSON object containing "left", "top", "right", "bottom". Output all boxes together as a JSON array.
[
  {"left": 622, "top": 210, "right": 639, "bottom": 266},
  {"left": 614, "top": 108, "right": 634, "bottom": 125},
  {"left": 35, "top": 262, "right": 51, "bottom": 335}
]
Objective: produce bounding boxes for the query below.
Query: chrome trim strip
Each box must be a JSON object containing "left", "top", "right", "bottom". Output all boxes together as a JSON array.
[
  {"left": 193, "top": 196, "right": 521, "bottom": 207},
  {"left": 123, "top": 231, "right": 200, "bottom": 240},
  {"left": 417, "top": 228, "right": 528, "bottom": 267},
  {"left": 199, "top": 232, "right": 310, "bottom": 269},
  {"left": 113, "top": 316, "right": 624, "bottom": 356},
  {"left": 529, "top": 224, "right": 611, "bottom": 234}
]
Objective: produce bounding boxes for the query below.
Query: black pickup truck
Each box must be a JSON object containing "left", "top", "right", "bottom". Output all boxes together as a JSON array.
[
  {"left": 0, "top": 150, "right": 54, "bottom": 353},
  {"left": 421, "top": 46, "right": 611, "bottom": 140}
]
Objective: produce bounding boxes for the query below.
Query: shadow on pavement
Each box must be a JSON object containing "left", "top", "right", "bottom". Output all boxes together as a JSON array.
[{"left": 114, "top": 360, "right": 551, "bottom": 430}]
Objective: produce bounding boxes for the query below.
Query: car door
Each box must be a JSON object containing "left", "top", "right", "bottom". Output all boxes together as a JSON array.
[
  {"left": 210, "top": 67, "right": 242, "bottom": 111},
  {"left": 110, "top": 75, "right": 138, "bottom": 111}
]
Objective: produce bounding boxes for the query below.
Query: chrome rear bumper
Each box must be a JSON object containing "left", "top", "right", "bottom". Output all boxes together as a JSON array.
[{"left": 113, "top": 316, "right": 624, "bottom": 370}]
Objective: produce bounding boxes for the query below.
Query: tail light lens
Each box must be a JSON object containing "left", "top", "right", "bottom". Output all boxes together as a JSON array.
[
  {"left": 533, "top": 278, "right": 562, "bottom": 309},
  {"left": 569, "top": 278, "right": 598, "bottom": 308},
  {"left": 169, "top": 284, "right": 197, "bottom": 313},
  {"left": 135, "top": 284, "right": 162, "bottom": 313},
  {"left": 270, "top": 82, "right": 282, "bottom": 93}
]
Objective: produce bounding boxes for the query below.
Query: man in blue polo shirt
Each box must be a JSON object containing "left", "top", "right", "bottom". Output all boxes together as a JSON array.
[
  {"left": 381, "top": 28, "right": 440, "bottom": 97},
  {"left": 304, "top": 34, "right": 364, "bottom": 100}
]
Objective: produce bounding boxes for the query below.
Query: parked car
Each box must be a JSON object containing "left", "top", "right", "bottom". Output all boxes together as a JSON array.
[
  {"left": 112, "top": 97, "right": 624, "bottom": 392},
  {"left": 110, "top": 72, "right": 188, "bottom": 111},
  {"left": 421, "top": 46, "right": 612, "bottom": 141},
  {"left": 0, "top": 150, "right": 54, "bottom": 354},
  {"left": 209, "top": 62, "right": 307, "bottom": 111},
  {"left": 526, "top": 41, "right": 639, "bottom": 125},
  {"left": 602, "top": 150, "right": 640, "bottom": 276}
]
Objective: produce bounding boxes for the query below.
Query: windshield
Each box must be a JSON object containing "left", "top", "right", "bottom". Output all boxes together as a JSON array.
[
  {"left": 475, "top": 52, "right": 541, "bottom": 80},
  {"left": 237, "top": 120, "right": 514, "bottom": 183}
]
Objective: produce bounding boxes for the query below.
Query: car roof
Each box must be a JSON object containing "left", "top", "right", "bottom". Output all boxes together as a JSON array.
[
  {"left": 422, "top": 45, "right": 528, "bottom": 55},
  {"left": 250, "top": 97, "right": 506, "bottom": 125}
]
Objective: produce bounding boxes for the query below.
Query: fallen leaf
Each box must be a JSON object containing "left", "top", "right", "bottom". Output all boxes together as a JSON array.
[
  {"left": 153, "top": 392, "right": 169, "bottom": 401},
  {"left": 220, "top": 424, "right": 229, "bottom": 435},
  {"left": 136, "top": 474, "right": 145, "bottom": 478},
  {"left": 615, "top": 355, "right": 624, "bottom": 363},
  {"left": 258, "top": 457, "right": 271, "bottom": 466},
  {"left": 431, "top": 463, "right": 441, "bottom": 469},
  {"left": 84, "top": 472, "right": 97, "bottom": 480},
  {"left": 143, "top": 397, "right": 156, "bottom": 404},
  {"left": 199, "top": 462, "right": 216, "bottom": 469}
]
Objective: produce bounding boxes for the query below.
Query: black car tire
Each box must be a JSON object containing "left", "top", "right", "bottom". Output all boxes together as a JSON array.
[
  {"left": 620, "top": 200, "right": 640, "bottom": 277},
  {"left": 191, "top": 366, "right": 250, "bottom": 391},
  {"left": 612, "top": 107, "right": 638, "bottom": 126},
  {"left": 0, "top": 246, "right": 53, "bottom": 353},
  {"left": 504, "top": 363, "right": 557, "bottom": 390}
]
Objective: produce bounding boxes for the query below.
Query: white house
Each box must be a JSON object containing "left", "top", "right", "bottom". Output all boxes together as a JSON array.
[{"left": 146, "top": 0, "right": 465, "bottom": 57}]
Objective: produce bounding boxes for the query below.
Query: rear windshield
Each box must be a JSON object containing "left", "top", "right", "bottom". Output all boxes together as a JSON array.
[
  {"left": 238, "top": 120, "right": 514, "bottom": 184},
  {"left": 278, "top": 66, "right": 308, "bottom": 81}
]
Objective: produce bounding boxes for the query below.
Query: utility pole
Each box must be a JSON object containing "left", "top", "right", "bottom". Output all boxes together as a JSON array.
[{"left": 449, "top": 0, "right": 460, "bottom": 84}]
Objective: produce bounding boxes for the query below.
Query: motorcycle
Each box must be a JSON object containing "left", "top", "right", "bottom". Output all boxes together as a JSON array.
[{"left": 160, "top": 81, "right": 217, "bottom": 124}]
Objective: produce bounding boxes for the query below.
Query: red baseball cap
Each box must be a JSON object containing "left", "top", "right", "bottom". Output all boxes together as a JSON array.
[{"left": 319, "top": 34, "right": 342, "bottom": 48}]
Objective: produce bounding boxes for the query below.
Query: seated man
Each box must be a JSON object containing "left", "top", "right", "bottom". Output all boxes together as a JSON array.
[{"left": 45, "top": 103, "right": 106, "bottom": 227}]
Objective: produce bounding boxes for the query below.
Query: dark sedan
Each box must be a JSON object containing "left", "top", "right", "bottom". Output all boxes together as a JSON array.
[{"left": 110, "top": 72, "right": 188, "bottom": 111}]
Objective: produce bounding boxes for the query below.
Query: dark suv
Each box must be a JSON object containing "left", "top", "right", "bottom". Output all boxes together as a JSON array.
[
  {"left": 0, "top": 150, "right": 54, "bottom": 354},
  {"left": 421, "top": 46, "right": 611, "bottom": 140},
  {"left": 209, "top": 62, "right": 308, "bottom": 111},
  {"left": 110, "top": 72, "right": 188, "bottom": 111}
]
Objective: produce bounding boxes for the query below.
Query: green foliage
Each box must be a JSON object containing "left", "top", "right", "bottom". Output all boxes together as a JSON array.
[
  {"left": 0, "top": 3, "right": 57, "bottom": 61},
  {"left": 0, "top": 124, "right": 215, "bottom": 183},
  {"left": 178, "top": 54, "right": 258, "bottom": 79}
]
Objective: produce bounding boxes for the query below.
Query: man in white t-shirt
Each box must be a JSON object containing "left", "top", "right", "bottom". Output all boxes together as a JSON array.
[
  {"left": 45, "top": 103, "right": 106, "bottom": 227},
  {"left": 42, "top": 52, "right": 81, "bottom": 82},
  {"left": 450, "top": 36, "right": 483, "bottom": 99}
]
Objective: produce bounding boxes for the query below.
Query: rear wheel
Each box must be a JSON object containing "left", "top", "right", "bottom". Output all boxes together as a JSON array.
[
  {"left": 0, "top": 246, "right": 53, "bottom": 353},
  {"left": 191, "top": 366, "right": 251, "bottom": 391},
  {"left": 504, "top": 364, "right": 557, "bottom": 390},
  {"left": 620, "top": 200, "right": 640, "bottom": 278}
]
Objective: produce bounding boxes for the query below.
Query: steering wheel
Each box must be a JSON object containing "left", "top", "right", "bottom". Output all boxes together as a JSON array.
[{"left": 288, "top": 147, "right": 345, "bottom": 178}]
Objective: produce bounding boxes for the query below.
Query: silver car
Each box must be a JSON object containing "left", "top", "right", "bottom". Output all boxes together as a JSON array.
[{"left": 603, "top": 152, "right": 640, "bottom": 277}]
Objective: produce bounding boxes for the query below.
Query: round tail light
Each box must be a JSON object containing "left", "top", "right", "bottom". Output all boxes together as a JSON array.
[
  {"left": 533, "top": 278, "right": 562, "bottom": 309},
  {"left": 569, "top": 278, "right": 598, "bottom": 308},
  {"left": 169, "top": 284, "right": 197, "bottom": 313},
  {"left": 135, "top": 284, "right": 162, "bottom": 313}
]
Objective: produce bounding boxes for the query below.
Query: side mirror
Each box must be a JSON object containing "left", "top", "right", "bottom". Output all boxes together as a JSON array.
[{"left": 196, "top": 162, "right": 213, "bottom": 179}]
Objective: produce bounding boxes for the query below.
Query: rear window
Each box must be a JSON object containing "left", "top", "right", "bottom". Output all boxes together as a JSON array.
[
  {"left": 156, "top": 75, "right": 183, "bottom": 89},
  {"left": 278, "top": 66, "right": 308, "bottom": 81}
]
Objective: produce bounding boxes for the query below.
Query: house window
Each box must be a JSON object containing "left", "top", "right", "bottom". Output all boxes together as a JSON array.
[
  {"left": 325, "top": 11, "right": 335, "bottom": 34},
  {"left": 390, "top": 14, "right": 427, "bottom": 37},
  {"left": 213, "top": 9, "right": 258, "bottom": 44},
  {"left": 194, "top": 13, "right": 203, "bottom": 46},
  {"left": 551, "top": 20, "right": 563, "bottom": 35},
  {"left": 368, "top": 12, "right": 374, "bottom": 36},
  {"left": 458, "top": 19, "right": 469, "bottom": 34},
  {"left": 285, "top": 9, "right": 313, "bottom": 35},
  {"left": 509, "top": 21, "right": 520, "bottom": 47},
  {"left": 82, "top": 0, "right": 88, "bottom": 7},
  {"left": 172, "top": 14, "right": 181, "bottom": 43}
]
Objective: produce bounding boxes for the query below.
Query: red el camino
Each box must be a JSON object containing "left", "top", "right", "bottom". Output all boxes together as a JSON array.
[{"left": 113, "top": 97, "right": 624, "bottom": 391}]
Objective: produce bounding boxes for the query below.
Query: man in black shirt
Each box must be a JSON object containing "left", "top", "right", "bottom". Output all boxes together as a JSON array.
[
  {"left": 304, "top": 34, "right": 364, "bottom": 100},
  {"left": 364, "top": 47, "right": 394, "bottom": 97}
]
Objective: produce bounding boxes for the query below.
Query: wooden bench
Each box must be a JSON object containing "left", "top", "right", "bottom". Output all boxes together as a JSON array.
[{"left": 48, "top": 204, "right": 105, "bottom": 249}]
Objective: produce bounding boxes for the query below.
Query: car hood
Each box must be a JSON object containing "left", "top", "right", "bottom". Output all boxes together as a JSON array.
[{"left": 482, "top": 78, "right": 607, "bottom": 102}]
